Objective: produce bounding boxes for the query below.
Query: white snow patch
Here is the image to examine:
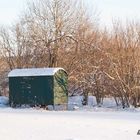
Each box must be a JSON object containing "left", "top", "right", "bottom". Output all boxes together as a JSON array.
[
  {"left": 0, "top": 108, "right": 139, "bottom": 140},
  {"left": 69, "top": 96, "right": 115, "bottom": 110},
  {"left": 0, "top": 96, "right": 9, "bottom": 107},
  {"left": 8, "top": 67, "right": 65, "bottom": 77},
  {"left": 68, "top": 96, "right": 140, "bottom": 112},
  {"left": 0, "top": 96, "right": 139, "bottom": 139}
]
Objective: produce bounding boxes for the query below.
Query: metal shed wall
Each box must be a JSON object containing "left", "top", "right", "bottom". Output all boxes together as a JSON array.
[{"left": 9, "top": 76, "right": 54, "bottom": 106}]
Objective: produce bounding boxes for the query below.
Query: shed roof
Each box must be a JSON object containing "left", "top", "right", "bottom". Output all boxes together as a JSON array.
[{"left": 8, "top": 68, "right": 65, "bottom": 77}]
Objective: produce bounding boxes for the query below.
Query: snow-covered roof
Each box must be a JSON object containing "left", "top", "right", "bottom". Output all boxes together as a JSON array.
[{"left": 8, "top": 68, "right": 65, "bottom": 77}]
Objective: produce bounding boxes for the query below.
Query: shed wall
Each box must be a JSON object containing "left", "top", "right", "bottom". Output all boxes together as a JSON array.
[
  {"left": 54, "top": 70, "right": 68, "bottom": 105},
  {"left": 9, "top": 76, "right": 54, "bottom": 106}
]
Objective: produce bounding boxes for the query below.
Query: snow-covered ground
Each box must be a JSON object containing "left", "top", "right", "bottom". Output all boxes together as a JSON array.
[{"left": 0, "top": 96, "right": 139, "bottom": 140}]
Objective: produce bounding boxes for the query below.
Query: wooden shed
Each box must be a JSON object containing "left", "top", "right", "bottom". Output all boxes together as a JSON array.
[{"left": 8, "top": 68, "right": 68, "bottom": 107}]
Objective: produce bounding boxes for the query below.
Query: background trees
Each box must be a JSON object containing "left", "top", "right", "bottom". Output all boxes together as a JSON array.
[{"left": 0, "top": 0, "right": 140, "bottom": 108}]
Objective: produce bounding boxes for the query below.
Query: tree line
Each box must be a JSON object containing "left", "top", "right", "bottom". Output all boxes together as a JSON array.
[{"left": 0, "top": 0, "right": 140, "bottom": 108}]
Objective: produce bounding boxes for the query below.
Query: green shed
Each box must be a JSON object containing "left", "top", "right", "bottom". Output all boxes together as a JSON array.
[{"left": 8, "top": 68, "right": 68, "bottom": 108}]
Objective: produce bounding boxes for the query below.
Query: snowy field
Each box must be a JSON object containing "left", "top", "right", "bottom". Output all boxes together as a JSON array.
[{"left": 0, "top": 96, "right": 140, "bottom": 140}]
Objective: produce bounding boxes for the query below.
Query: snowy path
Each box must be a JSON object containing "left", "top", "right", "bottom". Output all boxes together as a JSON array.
[{"left": 0, "top": 108, "right": 139, "bottom": 140}]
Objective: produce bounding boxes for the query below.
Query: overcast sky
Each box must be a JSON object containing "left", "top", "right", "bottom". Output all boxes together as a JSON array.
[
  {"left": 0, "top": 0, "right": 140, "bottom": 27},
  {"left": 93, "top": 0, "right": 140, "bottom": 27}
]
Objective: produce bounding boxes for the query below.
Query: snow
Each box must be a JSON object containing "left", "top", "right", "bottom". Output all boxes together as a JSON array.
[
  {"left": 0, "top": 108, "right": 139, "bottom": 140},
  {"left": 0, "top": 96, "right": 9, "bottom": 107},
  {"left": 69, "top": 96, "right": 127, "bottom": 111},
  {"left": 8, "top": 67, "right": 65, "bottom": 77},
  {"left": 0, "top": 96, "right": 139, "bottom": 140}
]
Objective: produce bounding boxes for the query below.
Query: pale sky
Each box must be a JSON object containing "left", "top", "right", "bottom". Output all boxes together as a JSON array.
[
  {"left": 0, "top": 0, "right": 140, "bottom": 27},
  {"left": 93, "top": 0, "right": 140, "bottom": 27},
  {"left": 0, "top": 0, "right": 27, "bottom": 25}
]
